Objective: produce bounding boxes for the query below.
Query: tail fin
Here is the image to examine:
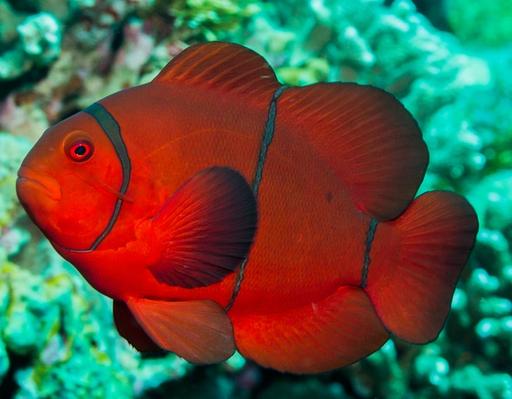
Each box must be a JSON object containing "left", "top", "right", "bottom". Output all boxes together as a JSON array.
[{"left": 364, "top": 191, "right": 478, "bottom": 343}]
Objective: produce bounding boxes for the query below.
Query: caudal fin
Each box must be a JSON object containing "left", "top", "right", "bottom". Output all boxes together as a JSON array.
[{"left": 364, "top": 191, "right": 478, "bottom": 343}]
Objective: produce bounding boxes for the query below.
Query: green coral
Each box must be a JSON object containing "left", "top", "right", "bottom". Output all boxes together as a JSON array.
[
  {"left": 0, "top": 6, "right": 61, "bottom": 81},
  {"left": 0, "top": 133, "right": 30, "bottom": 230},
  {"left": 446, "top": 0, "right": 512, "bottom": 46},
  {"left": 17, "top": 13, "right": 61, "bottom": 64},
  {"left": 0, "top": 243, "right": 190, "bottom": 398},
  {"left": 0, "top": 339, "right": 8, "bottom": 384},
  {"left": 259, "top": 379, "right": 347, "bottom": 399},
  {"left": 1, "top": 252, "right": 130, "bottom": 397},
  {"left": 167, "top": 0, "right": 260, "bottom": 40},
  {"left": 0, "top": 277, "right": 9, "bottom": 384}
]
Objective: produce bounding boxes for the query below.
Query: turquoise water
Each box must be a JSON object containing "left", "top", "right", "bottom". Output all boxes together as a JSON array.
[{"left": 0, "top": 0, "right": 511, "bottom": 398}]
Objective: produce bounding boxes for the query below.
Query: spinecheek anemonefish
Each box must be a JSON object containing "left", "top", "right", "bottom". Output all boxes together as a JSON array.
[{"left": 16, "top": 42, "right": 478, "bottom": 373}]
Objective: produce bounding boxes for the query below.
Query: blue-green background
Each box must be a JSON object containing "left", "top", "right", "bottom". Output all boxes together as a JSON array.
[{"left": 0, "top": 0, "right": 511, "bottom": 398}]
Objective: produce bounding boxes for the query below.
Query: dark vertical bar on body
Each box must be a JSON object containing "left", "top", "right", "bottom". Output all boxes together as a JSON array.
[
  {"left": 225, "top": 86, "right": 287, "bottom": 311},
  {"left": 360, "top": 218, "right": 378, "bottom": 288},
  {"left": 69, "top": 103, "right": 132, "bottom": 252}
]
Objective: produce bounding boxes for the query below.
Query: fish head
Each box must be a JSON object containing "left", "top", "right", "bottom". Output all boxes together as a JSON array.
[{"left": 16, "top": 110, "right": 126, "bottom": 251}]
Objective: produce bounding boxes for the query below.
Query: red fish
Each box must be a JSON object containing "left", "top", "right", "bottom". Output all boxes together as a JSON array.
[{"left": 16, "top": 42, "right": 478, "bottom": 373}]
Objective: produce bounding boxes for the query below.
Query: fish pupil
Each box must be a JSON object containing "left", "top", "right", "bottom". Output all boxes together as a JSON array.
[{"left": 75, "top": 145, "right": 87, "bottom": 156}]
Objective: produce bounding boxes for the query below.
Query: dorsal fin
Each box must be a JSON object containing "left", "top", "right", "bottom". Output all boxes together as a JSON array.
[
  {"left": 153, "top": 42, "right": 280, "bottom": 98},
  {"left": 277, "top": 83, "right": 429, "bottom": 220}
]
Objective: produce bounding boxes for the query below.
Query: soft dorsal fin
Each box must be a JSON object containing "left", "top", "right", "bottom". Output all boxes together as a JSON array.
[
  {"left": 277, "top": 83, "right": 429, "bottom": 220},
  {"left": 153, "top": 42, "right": 280, "bottom": 98}
]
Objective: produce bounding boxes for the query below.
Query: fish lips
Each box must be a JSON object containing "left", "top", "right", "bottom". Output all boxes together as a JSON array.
[{"left": 16, "top": 166, "right": 62, "bottom": 204}]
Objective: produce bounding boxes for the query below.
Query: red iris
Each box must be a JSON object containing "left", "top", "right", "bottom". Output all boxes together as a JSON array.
[{"left": 68, "top": 140, "right": 94, "bottom": 162}]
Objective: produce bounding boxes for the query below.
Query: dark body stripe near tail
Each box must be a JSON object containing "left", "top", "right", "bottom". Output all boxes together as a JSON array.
[{"left": 360, "top": 218, "right": 379, "bottom": 288}]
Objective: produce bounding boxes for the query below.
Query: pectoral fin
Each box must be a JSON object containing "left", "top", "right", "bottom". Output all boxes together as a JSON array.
[{"left": 150, "top": 166, "right": 257, "bottom": 288}]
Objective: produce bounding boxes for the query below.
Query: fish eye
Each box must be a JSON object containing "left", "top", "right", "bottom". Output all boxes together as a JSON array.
[{"left": 67, "top": 139, "right": 94, "bottom": 162}]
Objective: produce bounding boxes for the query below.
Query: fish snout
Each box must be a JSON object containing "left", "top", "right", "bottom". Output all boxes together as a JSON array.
[{"left": 16, "top": 166, "right": 62, "bottom": 202}]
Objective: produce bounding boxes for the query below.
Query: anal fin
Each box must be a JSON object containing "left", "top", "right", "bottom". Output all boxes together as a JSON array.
[{"left": 232, "top": 286, "right": 388, "bottom": 374}]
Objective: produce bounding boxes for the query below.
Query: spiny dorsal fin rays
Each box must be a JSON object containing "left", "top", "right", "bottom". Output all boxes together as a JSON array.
[{"left": 153, "top": 42, "right": 280, "bottom": 102}]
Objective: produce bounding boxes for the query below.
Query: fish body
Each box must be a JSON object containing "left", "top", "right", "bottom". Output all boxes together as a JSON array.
[
  {"left": 16, "top": 42, "right": 478, "bottom": 373},
  {"left": 64, "top": 83, "right": 365, "bottom": 304}
]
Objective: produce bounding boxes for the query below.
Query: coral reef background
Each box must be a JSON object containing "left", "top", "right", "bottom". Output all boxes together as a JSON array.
[{"left": 0, "top": 0, "right": 511, "bottom": 398}]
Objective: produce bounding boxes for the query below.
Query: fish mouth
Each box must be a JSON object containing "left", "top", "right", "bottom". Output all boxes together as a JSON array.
[{"left": 17, "top": 166, "right": 62, "bottom": 201}]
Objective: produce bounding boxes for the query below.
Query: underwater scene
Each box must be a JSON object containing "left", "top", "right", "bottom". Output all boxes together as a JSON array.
[{"left": 0, "top": 0, "right": 511, "bottom": 398}]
